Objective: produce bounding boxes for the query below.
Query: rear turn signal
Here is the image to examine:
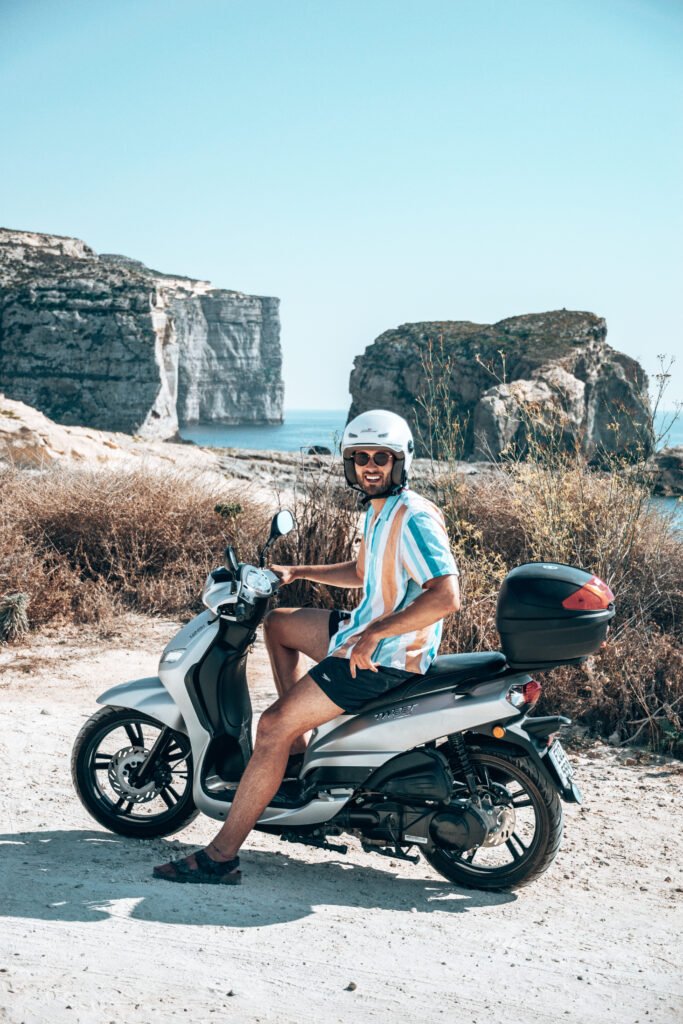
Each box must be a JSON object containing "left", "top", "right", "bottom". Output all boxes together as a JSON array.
[{"left": 562, "top": 575, "right": 615, "bottom": 611}]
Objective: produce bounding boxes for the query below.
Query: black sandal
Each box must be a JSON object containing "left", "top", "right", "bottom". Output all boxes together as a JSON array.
[{"left": 153, "top": 848, "right": 241, "bottom": 885}]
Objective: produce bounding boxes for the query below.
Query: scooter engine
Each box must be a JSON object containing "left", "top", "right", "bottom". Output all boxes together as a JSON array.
[{"left": 429, "top": 804, "right": 490, "bottom": 851}]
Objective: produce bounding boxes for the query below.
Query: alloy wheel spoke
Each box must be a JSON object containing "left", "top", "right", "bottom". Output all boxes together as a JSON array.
[
  {"left": 511, "top": 796, "right": 533, "bottom": 808},
  {"left": 505, "top": 832, "right": 529, "bottom": 862},
  {"left": 114, "top": 796, "right": 135, "bottom": 815},
  {"left": 124, "top": 722, "right": 144, "bottom": 747},
  {"left": 159, "top": 786, "right": 179, "bottom": 808},
  {"left": 94, "top": 753, "right": 113, "bottom": 769},
  {"left": 166, "top": 750, "right": 188, "bottom": 765}
]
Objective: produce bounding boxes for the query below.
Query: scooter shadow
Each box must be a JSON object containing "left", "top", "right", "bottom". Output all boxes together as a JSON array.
[{"left": 0, "top": 829, "right": 516, "bottom": 928}]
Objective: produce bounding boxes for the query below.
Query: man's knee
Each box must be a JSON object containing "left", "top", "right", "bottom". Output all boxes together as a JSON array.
[
  {"left": 263, "top": 608, "right": 290, "bottom": 646},
  {"left": 255, "top": 704, "right": 293, "bottom": 745}
]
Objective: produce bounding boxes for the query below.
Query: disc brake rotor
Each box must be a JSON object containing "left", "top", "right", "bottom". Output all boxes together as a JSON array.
[
  {"left": 476, "top": 781, "right": 518, "bottom": 847},
  {"left": 481, "top": 803, "right": 516, "bottom": 847},
  {"left": 107, "top": 745, "right": 161, "bottom": 803}
]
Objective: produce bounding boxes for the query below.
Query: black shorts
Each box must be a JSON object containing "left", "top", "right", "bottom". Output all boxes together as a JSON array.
[{"left": 310, "top": 610, "right": 413, "bottom": 713}]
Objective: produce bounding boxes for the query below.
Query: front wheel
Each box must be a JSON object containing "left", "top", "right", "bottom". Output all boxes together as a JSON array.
[
  {"left": 71, "top": 706, "right": 199, "bottom": 838},
  {"left": 423, "top": 744, "right": 563, "bottom": 891}
]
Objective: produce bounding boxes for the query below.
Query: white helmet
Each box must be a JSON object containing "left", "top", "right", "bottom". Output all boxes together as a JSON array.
[{"left": 341, "top": 409, "right": 415, "bottom": 490}]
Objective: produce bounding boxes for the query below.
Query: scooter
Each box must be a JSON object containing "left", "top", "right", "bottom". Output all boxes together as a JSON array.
[{"left": 72, "top": 509, "right": 614, "bottom": 890}]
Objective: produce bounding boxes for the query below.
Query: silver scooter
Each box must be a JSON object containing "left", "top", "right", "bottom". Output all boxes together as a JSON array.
[{"left": 72, "top": 510, "right": 612, "bottom": 891}]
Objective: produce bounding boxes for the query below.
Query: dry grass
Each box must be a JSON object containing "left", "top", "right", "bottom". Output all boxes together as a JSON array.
[{"left": 0, "top": 464, "right": 267, "bottom": 626}]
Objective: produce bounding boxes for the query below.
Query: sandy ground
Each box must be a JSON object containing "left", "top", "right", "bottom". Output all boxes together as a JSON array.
[{"left": 0, "top": 616, "right": 682, "bottom": 1024}]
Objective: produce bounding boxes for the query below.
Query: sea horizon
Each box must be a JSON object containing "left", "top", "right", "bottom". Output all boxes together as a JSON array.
[{"left": 179, "top": 408, "right": 683, "bottom": 453}]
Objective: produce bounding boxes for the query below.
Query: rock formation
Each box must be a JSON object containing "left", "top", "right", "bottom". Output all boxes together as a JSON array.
[
  {"left": 348, "top": 311, "right": 654, "bottom": 461},
  {"left": 0, "top": 229, "right": 283, "bottom": 439},
  {"left": 648, "top": 447, "right": 683, "bottom": 498}
]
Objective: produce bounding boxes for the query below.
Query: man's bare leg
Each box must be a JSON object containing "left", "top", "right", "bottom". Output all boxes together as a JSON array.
[
  {"left": 263, "top": 608, "right": 332, "bottom": 755},
  {"left": 153, "top": 676, "right": 343, "bottom": 877}
]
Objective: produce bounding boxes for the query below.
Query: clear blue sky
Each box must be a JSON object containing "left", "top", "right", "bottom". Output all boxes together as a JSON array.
[{"left": 1, "top": 0, "right": 681, "bottom": 409}]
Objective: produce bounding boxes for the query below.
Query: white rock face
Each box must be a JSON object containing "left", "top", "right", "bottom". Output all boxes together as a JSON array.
[
  {"left": 0, "top": 229, "right": 283, "bottom": 439},
  {"left": 473, "top": 365, "right": 586, "bottom": 458}
]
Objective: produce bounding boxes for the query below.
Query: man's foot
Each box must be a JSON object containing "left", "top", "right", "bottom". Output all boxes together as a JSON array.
[{"left": 152, "top": 846, "right": 241, "bottom": 885}]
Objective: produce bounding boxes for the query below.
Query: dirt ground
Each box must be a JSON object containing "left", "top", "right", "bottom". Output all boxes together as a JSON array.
[{"left": 0, "top": 615, "right": 681, "bottom": 1024}]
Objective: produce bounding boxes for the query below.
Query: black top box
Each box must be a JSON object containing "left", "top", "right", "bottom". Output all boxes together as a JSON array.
[{"left": 496, "top": 563, "right": 615, "bottom": 670}]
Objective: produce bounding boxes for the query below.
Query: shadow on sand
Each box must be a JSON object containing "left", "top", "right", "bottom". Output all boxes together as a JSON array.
[{"left": 0, "top": 829, "right": 516, "bottom": 927}]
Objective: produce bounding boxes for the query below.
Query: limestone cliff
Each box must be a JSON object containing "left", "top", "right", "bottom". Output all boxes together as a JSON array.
[
  {"left": 0, "top": 229, "right": 283, "bottom": 439},
  {"left": 348, "top": 311, "right": 653, "bottom": 461}
]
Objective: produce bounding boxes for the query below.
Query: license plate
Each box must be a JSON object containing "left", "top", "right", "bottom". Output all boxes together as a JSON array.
[{"left": 547, "top": 739, "right": 574, "bottom": 788}]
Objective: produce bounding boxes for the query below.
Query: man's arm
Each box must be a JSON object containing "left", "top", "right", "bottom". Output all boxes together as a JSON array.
[
  {"left": 270, "top": 560, "right": 363, "bottom": 589},
  {"left": 369, "top": 573, "right": 460, "bottom": 638},
  {"left": 349, "top": 574, "right": 460, "bottom": 675}
]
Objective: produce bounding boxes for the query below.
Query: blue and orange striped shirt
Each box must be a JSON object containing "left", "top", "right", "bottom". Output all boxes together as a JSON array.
[{"left": 328, "top": 489, "right": 459, "bottom": 674}]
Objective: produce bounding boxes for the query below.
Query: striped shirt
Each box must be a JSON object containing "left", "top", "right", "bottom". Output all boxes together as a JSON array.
[{"left": 328, "top": 489, "right": 459, "bottom": 674}]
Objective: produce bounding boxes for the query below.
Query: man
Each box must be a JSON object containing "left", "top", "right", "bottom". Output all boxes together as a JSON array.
[{"left": 153, "top": 409, "right": 460, "bottom": 884}]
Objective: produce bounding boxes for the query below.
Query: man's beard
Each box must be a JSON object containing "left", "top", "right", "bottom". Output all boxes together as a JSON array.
[{"left": 360, "top": 474, "right": 392, "bottom": 495}]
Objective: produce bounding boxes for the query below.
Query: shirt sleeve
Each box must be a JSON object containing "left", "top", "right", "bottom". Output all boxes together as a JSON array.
[{"left": 401, "top": 511, "right": 459, "bottom": 586}]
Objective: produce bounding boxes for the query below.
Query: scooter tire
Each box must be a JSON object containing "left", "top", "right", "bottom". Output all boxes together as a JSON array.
[
  {"left": 423, "top": 745, "right": 563, "bottom": 891},
  {"left": 71, "top": 706, "right": 199, "bottom": 839}
]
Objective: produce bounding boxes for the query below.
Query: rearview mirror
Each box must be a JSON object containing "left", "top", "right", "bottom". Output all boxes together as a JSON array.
[
  {"left": 259, "top": 509, "right": 296, "bottom": 567},
  {"left": 270, "top": 509, "right": 295, "bottom": 540}
]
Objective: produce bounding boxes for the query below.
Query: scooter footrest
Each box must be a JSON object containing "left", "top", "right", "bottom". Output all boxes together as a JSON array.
[
  {"left": 361, "top": 843, "right": 420, "bottom": 864},
  {"left": 280, "top": 833, "right": 348, "bottom": 855}
]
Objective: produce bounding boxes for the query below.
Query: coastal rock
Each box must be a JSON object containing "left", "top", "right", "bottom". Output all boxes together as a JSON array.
[
  {"left": 0, "top": 228, "right": 283, "bottom": 439},
  {"left": 0, "top": 392, "right": 223, "bottom": 474},
  {"left": 473, "top": 365, "right": 586, "bottom": 458},
  {"left": 348, "top": 311, "right": 654, "bottom": 460},
  {"left": 648, "top": 446, "right": 683, "bottom": 497}
]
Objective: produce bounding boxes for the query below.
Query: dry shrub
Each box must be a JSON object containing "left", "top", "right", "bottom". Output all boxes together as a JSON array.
[
  {"left": 0, "top": 464, "right": 270, "bottom": 626},
  {"left": 0, "top": 460, "right": 358, "bottom": 629}
]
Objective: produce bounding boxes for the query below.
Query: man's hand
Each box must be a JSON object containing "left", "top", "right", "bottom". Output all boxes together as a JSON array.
[
  {"left": 348, "top": 627, "right": 382, "bottom": 678},
  {"left": 269, "top": 564, "right": 299, "bottom": 586}
]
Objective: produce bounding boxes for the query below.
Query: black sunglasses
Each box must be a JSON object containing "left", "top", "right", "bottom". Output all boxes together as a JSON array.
[{"left": 352, "top": 451, "right": 394, "bottom": 467}]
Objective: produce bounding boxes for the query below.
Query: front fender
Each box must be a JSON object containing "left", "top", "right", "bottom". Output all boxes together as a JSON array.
[{"left": 97, "top": 677, "right": 187, "bottom": 734}]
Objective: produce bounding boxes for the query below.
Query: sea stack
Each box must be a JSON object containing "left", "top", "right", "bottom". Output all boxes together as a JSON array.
[{"left": 348, "top": 311, "right": 654, "bottom": 461}]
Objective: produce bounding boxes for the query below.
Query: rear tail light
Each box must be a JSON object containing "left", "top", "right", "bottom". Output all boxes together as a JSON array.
[
  {"left": 507, "top": 680, "right": 543, "bottom": 708},
  {"left": 562, "top": 575, "right": 615, "bottom": 611}
]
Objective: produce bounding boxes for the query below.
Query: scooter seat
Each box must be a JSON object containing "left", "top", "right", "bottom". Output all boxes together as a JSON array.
[{"left": 355, "top": 651, "right": 508, "bottom": 715}]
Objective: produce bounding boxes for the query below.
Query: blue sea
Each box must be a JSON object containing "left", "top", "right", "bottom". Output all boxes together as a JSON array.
[{"left": 180, "top": 410, "right": 348, "bottom": 452}]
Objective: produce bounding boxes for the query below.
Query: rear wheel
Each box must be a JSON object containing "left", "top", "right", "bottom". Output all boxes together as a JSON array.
[
  {"left": 71, "top": 706, "right": 198, "bottom": 838},
  {"left": 423, "top": 744, "right": 563, "bottom": 891}
]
